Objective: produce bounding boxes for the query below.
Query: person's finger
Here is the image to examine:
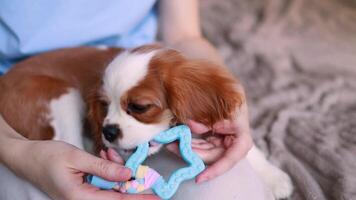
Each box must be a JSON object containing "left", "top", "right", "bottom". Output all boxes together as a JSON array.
[
  {"left": 188, "top": 119, "right": 237, "bottom": 135},
  {"left": 196, "top": 133, "right": 252, "bottom": 183},
  {"left": 191, "top": 142, "right": 215, "bottom": 150},
  {"left": 206, "top": 136, "right": 224, "bottom": 147},
  {"left": 191, "top": 138, "right": 215, "bottom": 150},
  {"left": 110, "top": 193, "right": 159, "bottom": 200},
  {"left": 165, "top": 143, "right": 181, "bottom": 157},
  {"left": 192, "top": 147, "right": 225, "bottom": 164},
  {"left": 191, "top": 138, "right": 209, "bottom": 144},
  {"left": 223, "top": 135, "right": 235, "bottom": 147},
  {"left": 107, "top": 148, "right": 124, "bottom": 164},
  {"left": 80, "top": 185, "right": 159, "bottom": 200},
  {"left": 212, "top": 120, "right": 236, "bottom": 134},
  {"left": 187, "top": 120, "right": 211, "bottom": 134},
  {"left": 74, "top": 151, "right": 131, "bottom": 182},
  {"left": 167, "top": 139, "right": 225, "bottom": 163},
  {"left": 167, "top": 139, "right": 215, "bottom": 154},
  {"left": 100, "top": 150, "right": 108, "bottom": 160}
]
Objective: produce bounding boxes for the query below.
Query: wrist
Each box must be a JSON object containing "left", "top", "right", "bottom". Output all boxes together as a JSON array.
[{"left": 0, "top": 115, "right": 30, "bottom": 173}]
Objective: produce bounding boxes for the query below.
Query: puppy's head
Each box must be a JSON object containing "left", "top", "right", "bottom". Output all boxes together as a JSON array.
[{"left": 88, "top": 45, "right": 242, "bottom": 156}]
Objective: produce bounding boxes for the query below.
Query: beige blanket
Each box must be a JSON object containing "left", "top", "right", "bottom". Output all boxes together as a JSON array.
[{"left": 200, "top": 0, "right": 356, "bottom": 199}]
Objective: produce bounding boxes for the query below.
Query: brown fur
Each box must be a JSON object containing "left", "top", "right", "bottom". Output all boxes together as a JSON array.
[
  {"left": 0, "top": 47, "right": 122, "bottom": 141},
  {"left": 121, "top": 49, "right": 243, "bottom": 129},
  {"left": 86, "top": 81, "right": 109, "bottom": 152},
  {"left": 0, "top": 45, "right": 242, "bottom": 154}
]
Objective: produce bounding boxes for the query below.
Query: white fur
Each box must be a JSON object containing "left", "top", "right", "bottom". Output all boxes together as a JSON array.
[
  {"left": 247, "top": 146, "right": 294, "bottom": 199},
  {"left": 102, "top": 50, "right": 172, "bottom": 150},
  {"left": 103, "top": 50, "right": 155, "bottom": 98},
  {"left": 50, "top": 88, "right": 85, "bottom": 149},
  {"left": 232, "top": 93, "right": 293, "bottom": 199}
]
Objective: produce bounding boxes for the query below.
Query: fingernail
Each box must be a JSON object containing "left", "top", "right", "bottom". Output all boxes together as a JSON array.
[
  {"left": 118, "top": 167, "right": 132, "bottom": 180},
  {"left": 109, "top": 148, "right": 120, "bottom": 157},
  {"left": 122, "top": 167, "right": 131, "bottom": 174},
  {"left": 196, "top": 176, "right": 208, "bottom": 184},
  {"left": 113, "top": 184, "right": 121, "bottom": 191},
  {"left": 99, "top": 150, "right": 107, "bottom": 159}
]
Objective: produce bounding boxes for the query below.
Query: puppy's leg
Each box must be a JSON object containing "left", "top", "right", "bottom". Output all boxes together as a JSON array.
[
  {"left": 247, "top": 146, "right": 293, "bottom": 199},
  {"left": 49, "top": 88, "right": 85, "bottom": 149}
]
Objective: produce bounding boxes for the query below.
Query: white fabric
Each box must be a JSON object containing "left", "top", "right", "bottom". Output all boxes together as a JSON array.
[
  {"left": 0, "top": 149, "right": 273, "bottom": 200},
  {"left": 146, "top": 149, "right": 274, "bottom": 200}
]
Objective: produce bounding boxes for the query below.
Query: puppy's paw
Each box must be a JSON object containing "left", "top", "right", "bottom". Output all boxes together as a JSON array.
[
  {"left": 263, "top": 166, "right": 293, "bottom": 199},
  {"left": 247, "top": 146, "right": 293, "bottom": 199}
]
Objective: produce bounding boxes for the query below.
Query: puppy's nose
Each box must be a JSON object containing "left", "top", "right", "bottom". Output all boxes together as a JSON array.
[{"left": 102, "top": 124, "right": 121, "bottom": 142}]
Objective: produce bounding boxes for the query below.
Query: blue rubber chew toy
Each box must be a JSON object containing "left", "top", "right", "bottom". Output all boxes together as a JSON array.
[{"left": 87, "top": 125, "right": 205, "bottom": 199}]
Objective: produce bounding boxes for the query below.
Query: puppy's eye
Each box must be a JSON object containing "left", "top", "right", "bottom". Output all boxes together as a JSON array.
[
  {"left": 127, "top": 103, "right": 151, "bottom": 114},
  {"left": 100, "top": 101, "right": 109, "bottom": 113}
]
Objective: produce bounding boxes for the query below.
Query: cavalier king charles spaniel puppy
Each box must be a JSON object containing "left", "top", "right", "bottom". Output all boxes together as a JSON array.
[{"left": 0, "top": 44, "right": 292, "bottom": 199}]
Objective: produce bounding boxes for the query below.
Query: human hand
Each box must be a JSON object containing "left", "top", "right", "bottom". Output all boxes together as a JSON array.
[
  {"left": 167, "top": 88, "right": 253, "bottom": 184},
  {"left": 16, "top": 141, "right": 158, "bottom": 200}
]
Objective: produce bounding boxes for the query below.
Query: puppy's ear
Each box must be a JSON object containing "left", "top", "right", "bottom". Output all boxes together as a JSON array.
[
  {"left": 86, "top": 82, "right": 107, "bottom": 154},
  {"left": 165, "top": 60, "right": 243, "bottom": 127}
]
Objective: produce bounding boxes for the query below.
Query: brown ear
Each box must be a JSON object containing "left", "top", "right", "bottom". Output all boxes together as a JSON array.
[
  {"left": 165, "top": 60, "right": 243, "bottom": 127},
  {"left": 86, "top": 82, "right": 107, "bottom": 154}
]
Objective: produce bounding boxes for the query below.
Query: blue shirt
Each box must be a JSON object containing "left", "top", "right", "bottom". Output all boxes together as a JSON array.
[{"left": 0, "top": 0, "right": 158, "bottom": 74}]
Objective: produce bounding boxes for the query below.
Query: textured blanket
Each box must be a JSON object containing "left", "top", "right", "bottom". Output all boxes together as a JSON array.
[{"left": 199, "top": 0, "right": 356, "bottom": 199}]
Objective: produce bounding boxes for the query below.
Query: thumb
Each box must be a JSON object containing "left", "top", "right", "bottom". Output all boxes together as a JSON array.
[
  {"left": 187, "top": 120, "right": 211, "bottom": 134},
  {"left": 75, "top": 151, "right": 131, "bottom": 182},
  {"left": 81, "top": 190, "right": 159, "bottom": 200},
  {"left": 166, "top": 142, "right": 181, "bottom": 157}
]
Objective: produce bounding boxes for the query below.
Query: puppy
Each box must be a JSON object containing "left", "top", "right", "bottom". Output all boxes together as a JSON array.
[{"left": 0, "top": 45, "right": 292, "bottom": 199}]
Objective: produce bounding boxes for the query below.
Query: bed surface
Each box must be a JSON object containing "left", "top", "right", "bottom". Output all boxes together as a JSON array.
[{"left": 200, "top": 0, "right": 356, "bottom": 199}]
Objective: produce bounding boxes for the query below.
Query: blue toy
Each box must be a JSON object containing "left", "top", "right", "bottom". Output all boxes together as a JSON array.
[{"left": 87, "top": 125, "right": 205, "bottom": 199}]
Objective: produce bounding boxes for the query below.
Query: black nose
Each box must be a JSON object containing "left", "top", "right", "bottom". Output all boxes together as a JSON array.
[{"left": 102, "top": 124, "right": 121, "bottom": 142}]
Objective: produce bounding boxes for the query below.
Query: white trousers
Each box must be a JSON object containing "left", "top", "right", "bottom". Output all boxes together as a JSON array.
[{"left": 146, "top": 149, "right": 274, "bottom": 200}]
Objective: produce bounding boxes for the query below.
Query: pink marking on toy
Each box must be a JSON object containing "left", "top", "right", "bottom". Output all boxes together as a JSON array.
[
  {"left": 119, "top": 187, "right": 126, "bottom": 193},
  {"left": 144, "top": 168, "right": 161, "bottom": 188},
  {"left": 131, "top": 180, "right": 139, "bottom": 188}
]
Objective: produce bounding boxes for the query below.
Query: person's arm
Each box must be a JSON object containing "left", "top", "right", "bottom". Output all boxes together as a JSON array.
[
  {"left": 0, "top": 115, "right": 158, "bottom": 200},
  {"left": 158, "top": 0, "right": 223, "bottom": 65},
  {"left": 159, "top": 0, "right": 253, "bottom": 184}
]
